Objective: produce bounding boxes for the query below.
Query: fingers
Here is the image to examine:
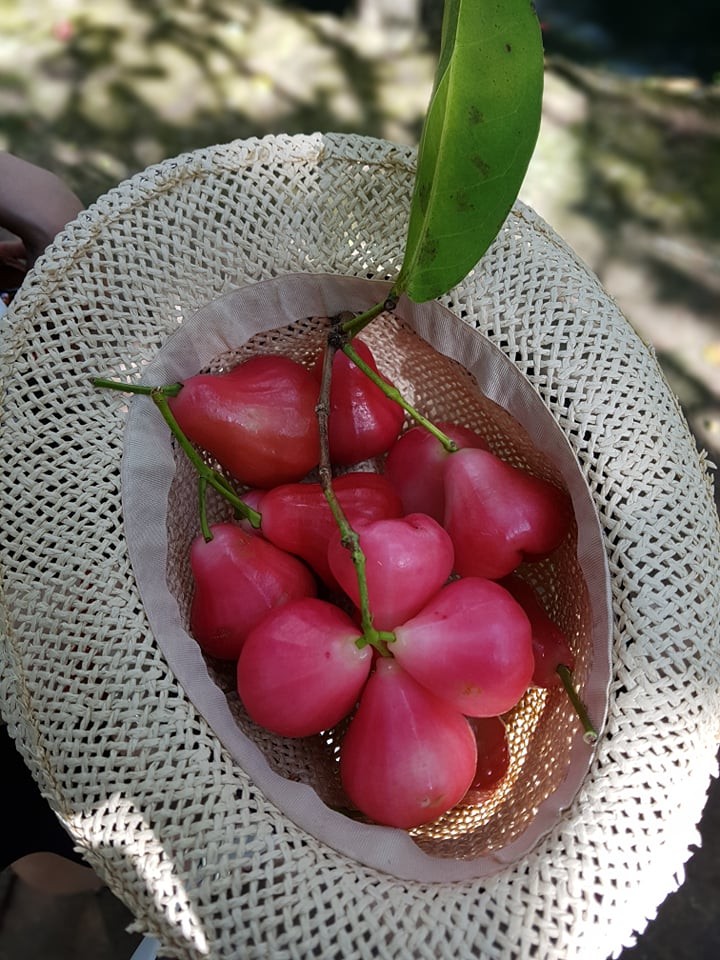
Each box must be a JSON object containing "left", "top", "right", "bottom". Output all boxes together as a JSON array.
[
  {"left": 0, "top": 154, "right": 84, "bottom": 266},
  {"left": 0, "top": 238, "right": 28, "bottom": 270}
]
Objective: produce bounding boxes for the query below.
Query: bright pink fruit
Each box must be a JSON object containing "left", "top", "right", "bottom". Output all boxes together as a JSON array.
[
  {"left": 340, "top": 658, "right": 477, "bottom": 828},
  {"left": 237, "top": 598, "right": 372, "bottom": 737},
  {"left": 443, "top": 448, "right": 573, "bottom": 579},
  {"left": 189, "top": 523, "right": 317, "bottom": 660},
  {"left": 260, "top": 472, "right": 403, "bottom": 587},
  {"left": 168, "top": 354, "right": 320, "bottom": 488},
  {"left": 392, "top": 577, "right": 534, "bottom": 717},
  {"left": 501, "top": 575, "right": 576, "bottom": 688},
  {"left": 315, "top": 339, "right": 405, "bottom": 466},
  {"left": 384, "top": 422, "right": 488, "bottom": 521},
  {"left": 327, "top": 513, "right": 454, "bottom": 629}
]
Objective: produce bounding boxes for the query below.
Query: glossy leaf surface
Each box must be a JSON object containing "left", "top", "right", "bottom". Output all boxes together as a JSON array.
[{"left": 396, "top": 0, "right": 544, "bottom": 302}]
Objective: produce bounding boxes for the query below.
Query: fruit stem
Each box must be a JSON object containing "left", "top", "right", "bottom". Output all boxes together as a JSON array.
[
  {"left": 340, "top": 291, "right": 399, "bottom": 339},
  {"left": 198, "top": 477, "right": 212, "bottom": 542},
  {"left": 355, "top": 630, "right": 395, "bottom": 657},
  {"left": 338, "top": 296, "right": 459, "bottom": 454},
  {"left": 91, "top": 377, "right": 183, "bottom": 398},
  {"left": 92, "top": 376, "right": 262, "bottom": 530},
  {"left": 150, "top": 390, "right": 262, "bottom": 529},
  {"left": 316, "top": 338, "right": 390, "bottom": 658},
  {"left": 340, "top": 342, "right": 459, "bottom": 453},
  {"left": 556, "top": 664, "right": 598, "bottom": 744}
]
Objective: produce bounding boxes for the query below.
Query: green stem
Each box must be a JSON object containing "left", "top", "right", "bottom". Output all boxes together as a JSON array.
[
  {"left": 340, "top": 290, "right": 399, "bottom": 339},
  {"left": 198, "top": 476, "right": 212, "bottom": 542},
  {"left": 355, "top": 630, "right": 395, "bottom": 657},
  {"left": 92, "top": 376, "right": 262, "bottom": 530},
  {"left": 151, "top": 391, "right": 262, "bottom": 529},
  {"left": 341, "top": 342, "right": 459, "bottom": 453},
  {"left": 315, "top": 338, "right": 390, "bottom": 657},
  {"left": 556, "top": 664, "right": 598, "bottom": 744},
  {"left": 337, "top": 293, "right": 461, "bottom": 454},
  {"left": 91, "top": 377, "right": 182, "bottom": 398}
]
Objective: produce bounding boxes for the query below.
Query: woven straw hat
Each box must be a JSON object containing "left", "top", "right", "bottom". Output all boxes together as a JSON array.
[{"left": 1, "top": 133, "right": 719, "bottom": 959}]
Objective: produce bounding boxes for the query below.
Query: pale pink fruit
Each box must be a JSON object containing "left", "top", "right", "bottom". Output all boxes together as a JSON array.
[
  {"left": 314, "top": 339, "right": 405, "bottom": 466},
  {"left": 501, "top": 575, "right": 576, "bottom": 688},
  {"left": 384, "top": 421, "right": 488, "bottom": 521},
  {"left": 259, "top": 472, "right": 403, "bottom": 587},
  {"left": 340, "top": 658, "right": 477, "bottom": 828},
  {"left": 443, "top": 448, "right": 573, "bottom": 579},
  {"left": 326, "top": 513, "right": 454, "bottom": 629},
  {"left": 189, "top": 523, "right": 317, "bottom": 660},
  {"left": 392, "top": 577, "right": 534, "bottom": 717},
  {"left": 168, "top": 354, "right": 320, "bottom": 488},
  {"left": 237, "top": 598, "right": 372, "bottom": 738}
]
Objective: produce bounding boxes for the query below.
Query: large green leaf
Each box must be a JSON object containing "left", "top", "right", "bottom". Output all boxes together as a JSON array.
[{"left": 395, "top": 0, "right": 544, "bottom": 303}]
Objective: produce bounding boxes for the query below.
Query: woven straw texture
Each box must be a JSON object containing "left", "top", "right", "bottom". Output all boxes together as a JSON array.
[
  {"left": 1, "top": 133, "right": 719, "bottom": 959},
  {"left": 119, "top": 274, "right": 611, "bottom": 882}
]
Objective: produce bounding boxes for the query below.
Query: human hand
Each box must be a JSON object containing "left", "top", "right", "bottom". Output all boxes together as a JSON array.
[
  {"left": 0, "top": 239, "right": 26, "bottom": 304},
  {"left": 0, "top": 153, "right": 84, "bottom": 291}
]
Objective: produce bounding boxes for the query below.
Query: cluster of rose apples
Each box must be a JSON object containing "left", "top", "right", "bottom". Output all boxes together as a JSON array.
[{"left": 96, "top": 334, "right": 580, "bottom": 830}]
